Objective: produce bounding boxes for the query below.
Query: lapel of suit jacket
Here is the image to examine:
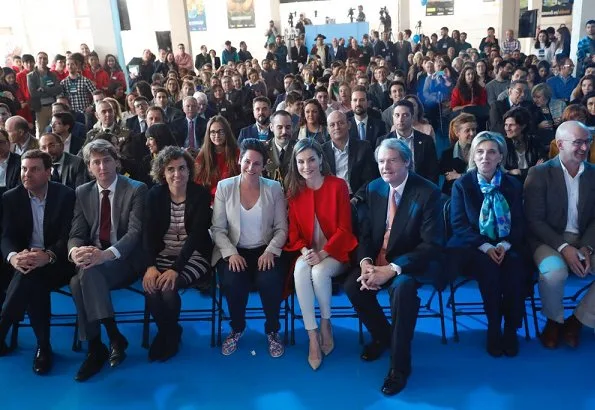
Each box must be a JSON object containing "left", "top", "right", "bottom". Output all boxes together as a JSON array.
[
  {"left": 578, "top": 164, "right": 593, "bottom": 228},
  {"left": 324, "top": 144, "right": 337, "bottom": 174},
  {"left": 87, "top": 181, "right": 100, "bottom": 237},
  {"left": 113, "top": 175, "right": 126, "bottom": 235},
  {"left": 550, "top": 157, "right": 568, "bottom": 218},
  {"left": 61, "top": 154, "right": 71, "bottom": 185},
  {"left": 19, "top": 186, "right": 34, "bottom": 244},
  {"left": 347, "top": 138, "right": 357, "bottom": 171},
  {"left": 388, "top": 174, "right": 418, "bottom": 250},
  {"left": 231, "top": 176, "right": 241, "bottom": 235},
  {"left": 372, "top": 181, "right": 390, "bottom": 247},
  {"left": 43, "top": 183, "right": 56, "bottom": 243},
  {"left": 413, "top": 132, "right": 423, "bottom": 168}
]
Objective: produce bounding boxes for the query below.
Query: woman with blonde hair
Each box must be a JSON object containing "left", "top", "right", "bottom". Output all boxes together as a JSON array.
[{"left": 440, "top": 113, "right": 478, "bottom": 195}]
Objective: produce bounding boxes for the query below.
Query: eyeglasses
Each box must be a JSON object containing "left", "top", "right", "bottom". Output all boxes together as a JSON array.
[
  {"left": 561, "top": 138, "right": 593, "bottom": 147},
  {"left": 209, "top": 129, "right": 226, "bottom": 136}
]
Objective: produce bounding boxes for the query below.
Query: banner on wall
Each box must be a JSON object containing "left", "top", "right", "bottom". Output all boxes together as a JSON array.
[
  {"left": 227, "top": 0, "right": 256, "bottom": 29},
  {"left": 541, "top": 0, "right": 573, "bottom": 17},
  {"left": 426, "top": 0, "right": 455, "bottom": 16},
  {"left": 187, "top": 0, "right": 207, "bottom": 31}
]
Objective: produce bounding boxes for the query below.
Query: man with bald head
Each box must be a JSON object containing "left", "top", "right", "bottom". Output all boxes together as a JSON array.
[
  {"left": 524, "top": 121, "right": 595, "bottom": 350},
  {"left": 5, "top": 116, "right": 38, "bottom": 154},
  {"left": 322, "top": 110, "right": 378, "bottom": 204}
]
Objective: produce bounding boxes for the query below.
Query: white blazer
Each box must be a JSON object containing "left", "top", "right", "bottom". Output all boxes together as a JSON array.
[{"left": 211, "top": 175, "right": 288, "bottom": 266}]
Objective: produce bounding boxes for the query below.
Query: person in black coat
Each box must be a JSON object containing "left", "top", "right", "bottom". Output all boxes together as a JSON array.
[
  {"left": 142, "top": 146, "right": 212, "bottom": 362},
  {"left": 447, "top": 132, "right": 528, "bottom": 358},
  {"left": 489, "top": 80, "right": 532, "bottom": 135},
  {"left": 502, "top": 107, "right": 544, "bottom": 182},
  {"left": 0, "top": 150, "right": 75, "bottom": 374}
]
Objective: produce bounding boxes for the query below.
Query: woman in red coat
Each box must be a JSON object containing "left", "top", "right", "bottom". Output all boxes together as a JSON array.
[
  {"left": 285, "top": 139, "right": 357, "bottom": 370},
  {"left": 451, "top": 66, "right": 488, "bottom": 111}
]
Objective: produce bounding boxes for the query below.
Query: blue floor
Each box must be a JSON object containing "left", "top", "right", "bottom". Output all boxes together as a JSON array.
[{"left": 2, "top": 276, "right": 595, "bottom": 410}]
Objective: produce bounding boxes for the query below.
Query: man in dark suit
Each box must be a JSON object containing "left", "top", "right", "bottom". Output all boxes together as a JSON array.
[
  {"left": 153, "top": 88, "right": 183, "bottom": 123},
  {"left": 524, "top": 121, "right": 595, "bottom": 350},
  {"left": 68, "top": 139, "right": 147, "bottom": 381},
  {"left": 344, "top": 138, "right": 443, "bottom": 395},
  {"left": 170, "top": 96, "right": 207, "bottom": 152},
  {"left": 378, "top": 100, "right": 439, "bottom": 184},
  {"left": 125, "top": 96, "right": 150, "bottom": 135},
  {"left": 489, "top": 80, "right": 531, "bottom": 135},
  {"left": 349, "top": 86, "right": 387, "bottom": 148},
  {"left": 50, "top": 111, "right": 85, "bottom": 155},
  {"left": 0, "top": 150, "right": 75, "bottom": 374},
  {"left": 393, "top": 32, "right": 412, "bottom": 72},
  {"left": 263, "top": 110, "right": 295, "bottom": 184},
  {"left": 324, "top": 111, "right": 378, "bottom": 203},
  {"left": 39, "top": 133, "right": 88, "bottom": 189},
  {"left": 289, "top": 36, "right": 308, "bottom": 74},
  {"left": 0, "top": 130, "right": 21, "bottom": 195},
  {"left": 368, "top": 66, "right": 392, "bottom": 111},
  {"left": 238, "top": 97, "right": 274, "bottom": 143}
]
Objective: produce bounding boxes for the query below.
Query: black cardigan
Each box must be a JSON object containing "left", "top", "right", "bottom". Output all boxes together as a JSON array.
[{"left": 143, "top": 182, "right": 213, "bottom": 273}]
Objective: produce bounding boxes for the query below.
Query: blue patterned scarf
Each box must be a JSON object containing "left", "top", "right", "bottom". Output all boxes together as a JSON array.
[{"left": 478, "top": 170, "right": 511, "bottom": 241}]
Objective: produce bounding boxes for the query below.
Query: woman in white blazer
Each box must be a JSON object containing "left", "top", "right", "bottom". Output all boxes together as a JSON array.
[{"left": 212, "top": 138, "right": 288, "bottom": 358}]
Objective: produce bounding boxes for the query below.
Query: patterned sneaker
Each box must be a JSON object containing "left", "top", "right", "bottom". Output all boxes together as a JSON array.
[
  {"left": 222, "top": 331, "right": 243, "bottom": 356},
  {"left": 267, "top": 332, "right": 284, "bottom": 358}
]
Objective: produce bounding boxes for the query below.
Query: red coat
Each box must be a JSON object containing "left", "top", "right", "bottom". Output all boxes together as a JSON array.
[
  {"left": 108, "top": 71, "right": 126, "bottom": 89},
  {"left": 450, "top": 86, "right": 487, "bottom": 108},
  {"left": 83, "top": 67, "right": 110, "bottom": 90},
  {"left": 285, "top": 176, "right": 357, "bottom": 263},
  {"left": 15, "top": 69, "right": 30, "bottom": 101},
  {"left": 51, "top": 69, "right": 68, "bottom": 82}
]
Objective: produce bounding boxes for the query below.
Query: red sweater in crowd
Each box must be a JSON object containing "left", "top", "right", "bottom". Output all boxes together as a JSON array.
[
  {"left": 83, "top": 67, "right": 110, "bottom": 90},
  {"left": 450, "top": 86, "right": 488, "bottom": 108}
]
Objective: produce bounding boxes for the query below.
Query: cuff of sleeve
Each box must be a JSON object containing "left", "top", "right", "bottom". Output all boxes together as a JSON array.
[
  {"left": 108, "top": 246, "right": 121, "bottom": 260},
  {"left": 6, "top": 252, "right": 17, "bottom": 263},
  {"left": 479, "top": 243, "right": 495, "bottom": 254},
  {"left": 557, "top": 243, "right": 569, "bottom": 253},
  {"left": 389, "top": 263, "right": 402, "bottom": 275},
  {"left": 497, "top": 241, "right": 512, "bottom": 252},
  {"left": 360, "top": 257, "right": 373, "bottom": 268}
]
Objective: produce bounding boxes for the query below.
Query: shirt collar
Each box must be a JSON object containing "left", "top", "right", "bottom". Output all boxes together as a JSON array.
[
  {"left": 396, "top": 129, "right": 414, "bottom": 140},
  {"left": 560, "top": 158, "right": 585, "bottom": 179},
  {"left": 28, "top": 185, "right": 48, "bottom": 202},
  {"left": 97, "top": 176, "right": 118, "bottom": 193},
  {"left": 331, "top": 139, "right": 349, "bottom": 153},
  {"left": 389, "top": 172, "right": 409, "bottom": 199},
  {"left": 355, "top": 116, "right": 368, "bottom": 127}
]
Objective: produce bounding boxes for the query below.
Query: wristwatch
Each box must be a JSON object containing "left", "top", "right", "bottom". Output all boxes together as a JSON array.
[
  {"left": 389, "top": 263, "right": 399, "bottom": 274},
  {"left": 586, "top": 246, "right": 594, "bottom": 256},
  {"left": 44, "top": 250, "right": 56, "bottom": 264}
]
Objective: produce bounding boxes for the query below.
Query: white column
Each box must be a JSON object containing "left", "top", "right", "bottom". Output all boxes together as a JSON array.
[{"left": 168, "top": 0, "right": 192, "bottom": 57}]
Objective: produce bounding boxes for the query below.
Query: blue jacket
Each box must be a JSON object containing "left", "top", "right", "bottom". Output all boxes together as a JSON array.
[
  {"left": 447, "top": 169, "right": 524, "bottom": 250},
  {"left": 546, "top": 75, "right": 579, "bottom": 102}
]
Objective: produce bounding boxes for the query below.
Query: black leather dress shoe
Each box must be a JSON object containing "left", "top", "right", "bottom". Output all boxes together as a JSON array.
[
  {"left": 360, "top": 340, "right": 387, "bottom": 362},
  {"left": 148, "top": 332, "right": 167, "bottom": 362},
  {"left": 381, "top": 369, "right": 409, "bottom": 396},
  {"left": 109, "top": 335, "right": 129, "bottom": 368},
  {"left": 75, "top": 344, "right": 109, "bottom": 382},
  {"left": 33, "top": 345, "right": 53, "bottom": 375}
]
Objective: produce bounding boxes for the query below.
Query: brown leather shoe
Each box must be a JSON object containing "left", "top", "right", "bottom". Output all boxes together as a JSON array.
[
  {"left": 540, "top": 319, "right": 561, "bottom": 349},
  {"left": 562, "top": 315, "right": 583, "bottom": 348}
]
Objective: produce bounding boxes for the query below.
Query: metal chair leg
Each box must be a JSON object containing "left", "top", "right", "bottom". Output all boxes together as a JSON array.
[
  {"left": 72, "top": 319, "right": 82, "bottom": 352},
  {"left": 217, "top": 276, "right": 223, "bottom": 347},
  {"left": 437, "top": 290, "right": 447, "bottom": 344},
  {"left": 290, "top": 292, "right": 296, "bottom": 345},
  {"left": 142, "top": 297, "right": 150, "bottom": 349},
  {"left": 523, "top": 304, "right": 531, "bottom": 341},
  {"left": 283, "top": 298, "right": 289, "bottom": 346},
  {"left": 210, "top": 273, "right": 216, "bottom": 348},
  {"left": 450, "top": 282, "right": 460, "bottom": 342}
]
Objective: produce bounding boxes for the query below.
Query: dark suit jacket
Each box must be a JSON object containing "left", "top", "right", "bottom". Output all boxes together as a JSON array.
[
  {"left": 237, "top": 124, "right": 273, "bottom": 144},
  {"left": 524, "top": 157, "right": 595, "bottom": 253},
  {"left": 44, "top": 122, "right": 87, "bottom": 143},
  {"left": 125, "top": 115, "right": 144, "bottom": 135},
  {"left": 68, "top": 175, "right": 148, "bottom": 270},
  {"left": 68, "top": 133, "right": 85, "bottom": 155},
  {"left": 59, "top": 152, "right": 89, "bottom": 189},
  {"left": 447, "top": 169, "right": 524, "bottom": 250},
  {"left": 170, "top": 116, "right": 207, "bottom": 148},
  {"left": 348, "top": 116, "right": 387, "bottom": 148},
  {"left": 2, "top": 182, "right": 75, "bottom": 265},
  {"left": 322, "top": 138, "right": 378, "bottom": 201},
  {"left": 489, "top": 99, "right": 532, "bottom": 135},
  {"left": 439, "top": 146, "right": 468, "bottom": 196},
  {"left": 378, "top": 130, "right": 440, "bottom": 184},
  {"left": 368, "top": 83, "right": 391, "bottom": 111},
  {"left": 144, "top": 182, "right": 213, "bottom": 273},
  {"left": 4, "top": 152, "right": 21, "bottom": 193},
  {"left": 355, "top": 173, "right": 444, "bottom": 287},
  {"left": 195, "top": 53, "right": 210, "bottom": 70}
]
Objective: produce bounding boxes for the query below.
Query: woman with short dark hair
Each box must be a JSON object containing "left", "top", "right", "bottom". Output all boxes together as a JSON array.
[{"left": 142, "top": 146, "right": 212, "bottom": 362}]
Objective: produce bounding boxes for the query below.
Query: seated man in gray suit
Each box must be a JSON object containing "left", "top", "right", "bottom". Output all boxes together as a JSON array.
[
  {"left": 68, "top": 139, "right": 147, "bottom": 382},
  {"left": 524, "top": 121, "right": 595, "bottom": 350},
  {"left": 39, "top": 132, "right": 88, "bottom": 189}
]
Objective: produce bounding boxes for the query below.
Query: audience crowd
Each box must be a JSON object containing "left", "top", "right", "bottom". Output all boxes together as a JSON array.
[{"left": 0, "top": 17, "right": 594, "bottom": 397}]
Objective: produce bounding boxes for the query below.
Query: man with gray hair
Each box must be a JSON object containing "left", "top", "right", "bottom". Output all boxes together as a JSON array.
[
  {"left": 170, "top": 96, "right": 207, "bottom": 152},
  {"left": 524, "top": 121, "right": 595, "bottom": 351},
  {"left": 344, "top": 137, "right": 443, "bottom": 396},
  {"left": 5, "top": 116, "right": 39, "bottom": 154},
  {"left": 68, "top": 139, "right": 147, "bottom": 381}
]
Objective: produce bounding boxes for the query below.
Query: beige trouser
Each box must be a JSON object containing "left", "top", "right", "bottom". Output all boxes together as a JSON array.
[
  {"left": 533, "top": 232, "right": 595, "bottom": 327},
  {"left": 36, "top": 105, "right": 52, "bottom": 137}
]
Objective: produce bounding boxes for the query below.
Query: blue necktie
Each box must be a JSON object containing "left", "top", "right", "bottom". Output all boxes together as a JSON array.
[{"left": 358, "top": 122, "right": 366, "bottom": 141}]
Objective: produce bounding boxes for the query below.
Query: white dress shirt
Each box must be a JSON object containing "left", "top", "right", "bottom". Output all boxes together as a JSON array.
[
  {"left": 331, "top": 140, "right": 350, "bottom": 192},
  {"left": 0, "top": 155, "right": 8, "bottom": 187},
  {"left": 559, "top": 160, "right": 585, "bottom": 252}
]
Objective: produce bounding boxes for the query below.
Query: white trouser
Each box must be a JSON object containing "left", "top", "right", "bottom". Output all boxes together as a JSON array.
[
  {"left": 534, "top": 232, "right": 595, "bottom": 327},
  {"left": 293, "top": 256, "right": 347, "bottom": 331}
]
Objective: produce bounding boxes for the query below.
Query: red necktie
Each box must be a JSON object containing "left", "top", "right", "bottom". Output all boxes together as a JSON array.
[
  {"left": 188, "top": 119, "right": 195, "bottom": 149},
  {"left": 99, "top": 189, "right": 111, "bottom": 250},
  {"left": 376, "top": 188, "right": 397, "bottom": 266}
]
